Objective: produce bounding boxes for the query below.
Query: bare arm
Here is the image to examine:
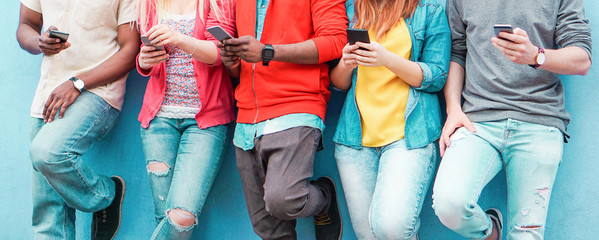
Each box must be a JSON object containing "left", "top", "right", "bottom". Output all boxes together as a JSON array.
[
  {"left": 222, "top": 36, "right": 318, "bottom": 65},
  {"left": 492, "top": 29, "right": 591, "bottom": 76},
  {"left": 439, "top": 62, "right": 476, "bottom": 156},
  {"left": 42, "top": 23, "right": 140, "bottom": 123},
  {"left": 17, "top": 4, "right": 70, "bottom": 56}
]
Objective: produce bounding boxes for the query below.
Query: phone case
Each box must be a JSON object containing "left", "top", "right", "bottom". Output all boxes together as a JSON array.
[{"left": 207, "top": 26, "right": 233, "bottom": 41}]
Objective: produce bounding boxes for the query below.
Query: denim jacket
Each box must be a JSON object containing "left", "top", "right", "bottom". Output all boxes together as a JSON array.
[{"left": 333, "top": 0, "right": 451, "bottom": 150}]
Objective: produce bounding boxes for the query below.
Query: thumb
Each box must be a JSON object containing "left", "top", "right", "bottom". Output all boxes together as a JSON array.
[
  {"left": 48, "top": 26, "right": 58, "bottom": 31},
  {"left": 513, "top": 27, "right": 528, "bottom": 38}
]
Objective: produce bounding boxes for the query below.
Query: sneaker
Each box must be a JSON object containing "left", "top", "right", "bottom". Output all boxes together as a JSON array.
[
  {"left": 485, "top": 208, "right": 503, "bottom": 240},
  {"left": 91, "top": 176, "right": 126, "bottom": 240},
  {"left": 313, "top": 176, "right": 342, "bottom": 240}
]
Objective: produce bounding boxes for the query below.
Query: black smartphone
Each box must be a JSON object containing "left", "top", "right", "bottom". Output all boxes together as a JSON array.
[
  {"left": 49, "top": 30, "right": 69, "bottom": 42},
  {"left": 207, "top": 26, "right": 233, "bottom": 41},
  {"left": 347, "top": 28, "right": 370, "bottom": 45},
  {"left": 494, "top": 24, "right": 514, "bottom": 39},
  {"left": 141, "top": 35, "right": 164, "bottom": 51}
]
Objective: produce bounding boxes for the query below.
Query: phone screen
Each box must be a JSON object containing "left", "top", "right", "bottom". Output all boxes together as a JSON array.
[
  {"left": 49, "top": 30, "right": 69, "bottom": 42},
  {"left": 207, "top": 26, "right": 233, "bottom": 41},
  {"left": 347, "top": 28, "right": 370, "bottom": 45},
  {"left": 141, "top": 35, "right": 164, "bottom": 51}
]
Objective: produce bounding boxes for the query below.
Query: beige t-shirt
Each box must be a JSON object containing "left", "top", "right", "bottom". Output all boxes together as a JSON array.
[{"left": 21, "top": 0, "right": 137, "bottom": 118}]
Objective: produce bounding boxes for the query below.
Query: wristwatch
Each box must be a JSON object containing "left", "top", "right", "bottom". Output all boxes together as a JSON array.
[
  {"left": 69, "top": 77, "right": 85, "bottom": 92},
  {"left": 529, "top": 46, "right": 546, "bottom": 69},
  {"left": 262, "top": 44, "right": 274, "bottom": 66}
]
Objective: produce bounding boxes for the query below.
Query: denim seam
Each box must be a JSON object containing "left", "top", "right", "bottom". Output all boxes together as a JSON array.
[
  {"left": 474, "top": 151, "right": 498, "bottom": 225},
  {"left": 68, "top": 102, "right": 113, "bottom": 199}
]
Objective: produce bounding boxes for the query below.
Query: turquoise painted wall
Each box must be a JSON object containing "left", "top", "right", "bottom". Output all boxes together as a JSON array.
[{"left": 1, "top": 0, "right": 597, "bottom": 239}]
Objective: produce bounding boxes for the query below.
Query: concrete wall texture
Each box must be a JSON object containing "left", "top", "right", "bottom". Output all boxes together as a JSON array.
[{"left": 1, "top": 0, "right": 597, "bottom": 239}]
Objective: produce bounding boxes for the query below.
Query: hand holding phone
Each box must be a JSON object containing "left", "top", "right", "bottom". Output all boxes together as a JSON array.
[
  {"left": 141, "top": 35, "right": 164, "bottom": 51},
  {"left": 347, "top": 28, "right": 370, "bottom": 51},
  {"left": 49, "top": 30, "right": 69, "bottom": 42},
  {"left": 207, "top": 26, "right": 233, "bottom": 42}
]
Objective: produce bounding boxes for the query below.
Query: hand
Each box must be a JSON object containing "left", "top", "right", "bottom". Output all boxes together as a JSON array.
[
  {"left": 491, "top": 28, "right": 538, "bottom": 65},
  {"left": 339, "top": 44, "right": 359, "bottom": 70},
  {"left": 353, "top": 41, "right": 391, "bottom": 67},
  {"left": 439, "top": 108, "right": 476, "bottom": 157},
  {"left": 222, "top": 36, "right": 265, "bottom": 63},
  {"left": 39, "top": 26, "right": 71, "bottom": 56},
  {"left": 43, "top": 80, "right": 81, "bottom": 123},
  {"left": 218, "top": 42, "right": 241, "bottom": 77},
  {"left": 147, "top": 24, "right": 183, "bottom": 47},
  {"left": 138, "top": 45, "right": 168, "bottom": 70}
]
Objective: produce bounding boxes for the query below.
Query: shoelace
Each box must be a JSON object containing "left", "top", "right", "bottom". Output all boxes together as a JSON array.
[
  {"left": 93, "top": 210, "right": 108, "bottom": 223},
  {"left": 313, "top": 213, "right": 331, "bottom": 226}
]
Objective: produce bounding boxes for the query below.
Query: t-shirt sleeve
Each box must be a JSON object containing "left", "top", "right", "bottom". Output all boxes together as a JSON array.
[
  {"left": 21, "top": 0, "right": 42, "bottom": 13},
  {"left": 555, "top": 0, "right": 592, "bottom": 59},
  {"left": 446, "top": 0, "right": 467, "bottom": 68},
  {"left": 117, "top": 0, "right": 138, "bottom": 26}
]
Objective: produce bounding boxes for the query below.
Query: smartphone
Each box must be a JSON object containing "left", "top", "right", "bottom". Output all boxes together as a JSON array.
[
  {"left": 207, "top": 26, "right": 233, "bottom": 41},
  {"left": 347, "top": 28, "right": 370, "bottom": 45},
  {"left": 49, "top": 30, "right": 69, "bottom": 42},
  {"left": 494, "top": 24, "right": 514, "bottom": 39},
  {"left": 141, "top": 35, "right": 164, "bottom": 51}
]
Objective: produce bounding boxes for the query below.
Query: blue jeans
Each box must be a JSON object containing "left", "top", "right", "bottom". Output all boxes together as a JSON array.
[
  {"left": 29, "top": 91, "right": 120, "bottom": 240},
  {"left": 140, "top": 117, "right": 228, "bottom": 240},
  {"left": 432, "top": 119, "right": 563, "bottom": 240},
  {"left": 335, "top": 140, "right": 437, "bottom": 240}
]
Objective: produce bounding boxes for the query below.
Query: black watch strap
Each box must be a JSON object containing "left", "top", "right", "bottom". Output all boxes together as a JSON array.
[{"left": 262, "top": 44, "right": 274, "bottom": 66}]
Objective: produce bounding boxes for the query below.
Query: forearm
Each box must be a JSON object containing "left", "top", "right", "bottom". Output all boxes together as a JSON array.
[
  {"left": 330, "top": 65, "right": 353, "bottom": 90},
  {"left": 17, "top": 24, "right": 42, "bottom": 55},
  {"left": 273, "top": 40, "right": 319, "bottom": 65},
  {"left": 384, "top": 54, "right": 424, "bottom": 88},
  {"left": 444, "top": 62, "right": 465, "bottom": 113},
  {"left": 78, "top": 25, "right": 140, "bottom": 89},
  {"left": 178, "top": 35, "right": 219, "bottom": 64},
  {"left": 78, "top": 45, "right": 139, "bottom": 89},
  {"left": 541, "top": 46, "right": 591, "bottom": 75}
]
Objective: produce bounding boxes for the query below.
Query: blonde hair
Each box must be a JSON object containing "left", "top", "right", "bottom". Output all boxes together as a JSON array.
[
  {"left": 139, "top": 0, "right": 229, "bottom": 34},
  {"left": 354, "top": 0, "right": 420, "bottom": 41}
]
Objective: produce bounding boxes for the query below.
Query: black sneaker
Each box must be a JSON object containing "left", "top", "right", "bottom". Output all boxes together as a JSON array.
[
  {"left": 91, "top": 176, "right": 126, "bottom": 240},
  {"left": 312, "top": 176, "right": 342, "bottom": 240},
  {"left": 485, "top": 208, "right": 503, "bottom": 240}
]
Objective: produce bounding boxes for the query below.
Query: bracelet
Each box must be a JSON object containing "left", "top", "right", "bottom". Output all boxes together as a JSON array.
[{"left": 189, "top": 40, "right": 199, "bottom": 56}]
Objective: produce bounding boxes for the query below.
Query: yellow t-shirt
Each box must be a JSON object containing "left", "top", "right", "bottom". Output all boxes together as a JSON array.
[{"left": 356, "top": 19, "right": 412, "bottom": 147}]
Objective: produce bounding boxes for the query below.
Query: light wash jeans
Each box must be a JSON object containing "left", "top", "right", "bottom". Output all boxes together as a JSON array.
[
  {"left": 335, "top": 140, "right": 438, "bottom": 240},
  {"left": 432, "top": 119, "right": 563, "bottom": 240},
  {"left": 29, "top": 91, "right": 120, "bottom": 240},
  {"left": 140, "top": 117, "right": 228, "bottom": 240}
]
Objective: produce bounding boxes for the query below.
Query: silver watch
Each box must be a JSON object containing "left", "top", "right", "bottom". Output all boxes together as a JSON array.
[{"left": 69, "top": 77, "right": 85, "bottom": 92}]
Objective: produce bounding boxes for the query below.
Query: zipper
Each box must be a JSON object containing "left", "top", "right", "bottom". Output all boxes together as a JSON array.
[{"left": 251, "top": 63, "right": 259, "bottom": 123}]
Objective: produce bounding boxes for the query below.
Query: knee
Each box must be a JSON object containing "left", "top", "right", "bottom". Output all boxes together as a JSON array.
[
  {"left": 167, "top": 208, "right": 197, "bottom": 230},
  {"left": 263, "top": 188, "right": 303, "bottom": 220},
  {"left": 147, "top": 161, "right": 170, "bottom": 176},
  {"left": 370, "top": 212, "right": 416, "bottom": 240},
  {"left": 30, "top": 137, "right": 68, "bottom": 173},
  {"left": 432, "top": 192, "right": 472, "bottom": 230}
]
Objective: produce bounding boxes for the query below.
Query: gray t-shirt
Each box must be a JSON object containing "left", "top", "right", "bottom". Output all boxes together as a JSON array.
[{"left": 447, "top": 0, "right": 592, "bottom": 134}]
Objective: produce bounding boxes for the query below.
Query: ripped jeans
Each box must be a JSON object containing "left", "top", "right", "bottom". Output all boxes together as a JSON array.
[
  {"left": 140, "top": 117, "right": 228, "bottom": 240},
  {"left": 432, "top": 119, "right": 563, "bottom": 240}
]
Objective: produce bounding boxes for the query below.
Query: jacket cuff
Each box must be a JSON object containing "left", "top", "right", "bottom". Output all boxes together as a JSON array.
[
  {"left": 415, "top": 62, "right": 433, "bottom": 89},
  {"left": 313, "top": 35, "right": 343, "bottom": 64},
  {"left": 209, "top": 41, "right": 223, "bottom": 67}
]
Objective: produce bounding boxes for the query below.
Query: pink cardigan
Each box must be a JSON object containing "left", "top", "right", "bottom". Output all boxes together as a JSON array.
[{"left": 136, "top": 0, "right": 236, "bottom": 129}]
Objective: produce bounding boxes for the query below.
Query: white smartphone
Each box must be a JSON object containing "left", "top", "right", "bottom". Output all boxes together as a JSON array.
[
  {"left": 207, "top": 26, "right": 233, "bottom": 41},
  {"left": 141, "top": 35, "right": 164, "bottom": 51}
]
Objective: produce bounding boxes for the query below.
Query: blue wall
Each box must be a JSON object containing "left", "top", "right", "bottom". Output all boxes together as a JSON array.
[{"left": 1, "top": 0, "right": 597, "bottom": 239}]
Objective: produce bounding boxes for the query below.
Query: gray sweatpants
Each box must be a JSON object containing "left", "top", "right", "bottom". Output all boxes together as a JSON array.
[{"left": 235, "top": 126, "right": 329, "bottom": 240}]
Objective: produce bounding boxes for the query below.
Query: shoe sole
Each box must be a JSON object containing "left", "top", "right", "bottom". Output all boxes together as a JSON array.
[
  {"left": 110, "top": 175, "right": 126, "bottom": 240},
  {"left": 487, "top": 208, "right": 503, "bottom": 240},
  {"left": 322, "top": 176, "right": 343, "bottom": 240}
]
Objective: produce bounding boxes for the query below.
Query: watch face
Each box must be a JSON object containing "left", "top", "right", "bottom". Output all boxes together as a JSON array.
[
  {"left": 537, "top": 53, "right": 546, "bottom": 65},
  {"left": 74, "top": 80, "right": 84, "bottom": 90},
  {"left": 264, "top": 49, "right": 274, "bottom": 58}
]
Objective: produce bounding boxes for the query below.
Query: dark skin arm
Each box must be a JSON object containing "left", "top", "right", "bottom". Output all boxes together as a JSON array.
[
  {"left": 219, "top": 35, "right": 319, "bottom": 67},
  {"left": 17, "top": 4, "right": 141, "bottom": 123},
  {"left": 17, "top": 4, "right": 70, "bottom": 55}
]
